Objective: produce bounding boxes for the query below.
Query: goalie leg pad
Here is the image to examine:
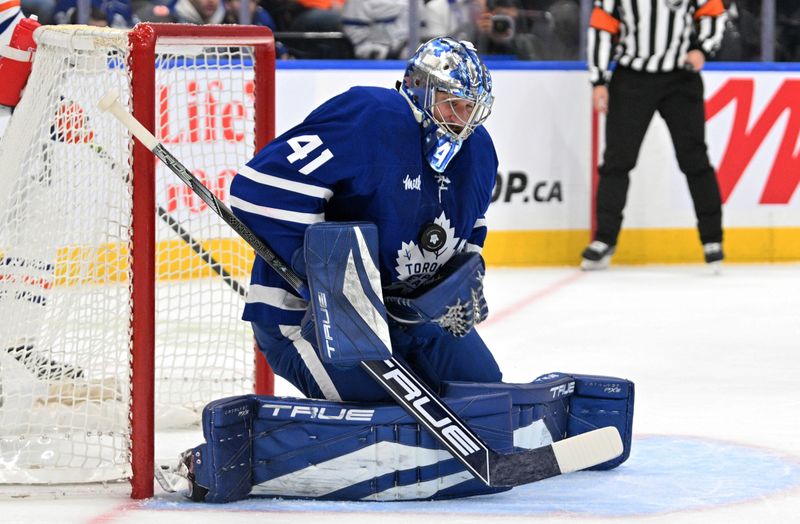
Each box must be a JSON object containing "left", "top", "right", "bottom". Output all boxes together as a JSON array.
[
  {"left": 190, "top": 393, "right": 515, "bottom": 502},
  {"left": 303, "top": 222, "right": 393, "bottom": 366},
  {"left": 566, "top": 374, "right": 635, "bottom": 470},
  {"left": 442, "top": 372, "right": 635, "bottom": 470},
  {"left": 442, "top": 373, "right": 575, "bottom": 449},
  {"left": 187, "top": 395, "right": 257, "bottom": 503},
  {"left": 250, "top": 394, "right": 513, "bottom": 500}
]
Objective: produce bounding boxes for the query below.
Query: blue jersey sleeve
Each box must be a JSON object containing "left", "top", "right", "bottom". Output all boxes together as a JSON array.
[{"left": 232, "top": 90, "right": 374, "bottom": 265}]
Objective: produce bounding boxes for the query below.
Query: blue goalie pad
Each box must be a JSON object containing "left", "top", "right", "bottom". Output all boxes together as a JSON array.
[
  {"left": 443, "top": 372, "right": 635, "bottom": 470},
  {"left": 187, "top": 395, "right": 257, "bottom": 503},
  {"left": 188, "top": 393, "right": 515, "bottom": 502},
  {"left": 184, "top": 372, "right": 633, "bottom": 503},
  {"left": 443, "top": 374, "right": 573, "bottom": 449},
  {"left": 303, "top": 222, "right": 392, "bottom": 365},
  {"left": 566, "top": 373, "right": 635, "bottom": 470}
]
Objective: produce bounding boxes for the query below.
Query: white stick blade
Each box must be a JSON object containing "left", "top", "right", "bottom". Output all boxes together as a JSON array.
[
  {"left": 551, "top": 426, "right": 623, "bottom": 474},
  {"left": 97, "top": 89, "right": 120, "bottom": 112},
  {"left": 96, "top": 89, "right": 160, "bottom": 150}
]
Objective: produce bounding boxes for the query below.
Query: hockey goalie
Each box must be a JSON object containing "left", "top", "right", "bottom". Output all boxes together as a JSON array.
[{"left": 163, "top": 36, "right": 635, "bottom": 503}]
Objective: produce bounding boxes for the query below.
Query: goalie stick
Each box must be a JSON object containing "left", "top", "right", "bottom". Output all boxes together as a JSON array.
[
  {"left": 0, "top": 99, "right": 248, "bottom": 391},
  {"left": 51, "top": 98, "right": 247, "bottom": 299},
  {"left": 97, "top": 92, "right": 307, "bottom": 301},
  {"left": 98, "top": 89, "right": 623, "bottom": 488},
  {"left": 5, "top": 343, "right": 83, "bottom": 380}
]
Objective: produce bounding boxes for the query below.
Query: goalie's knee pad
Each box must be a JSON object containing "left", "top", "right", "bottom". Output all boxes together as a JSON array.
[
  {"left": 442, "top": 372, "right": 634, "bottom": 470},
  {"left": 187, "top": 393, "right": 515, "bottom": 502}
]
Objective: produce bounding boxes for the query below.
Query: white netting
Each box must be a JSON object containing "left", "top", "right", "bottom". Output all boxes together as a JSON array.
[
  {"left": 151, "top": 39, "right": 256, "bottom": 424},
  {"left": 0, "top": 25, "right": 261, "bottom": 485}
]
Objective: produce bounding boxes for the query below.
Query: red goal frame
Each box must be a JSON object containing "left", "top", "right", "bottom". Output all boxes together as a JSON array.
[{"left": 127, "top": 23, "right": 276, "bottom": 499}]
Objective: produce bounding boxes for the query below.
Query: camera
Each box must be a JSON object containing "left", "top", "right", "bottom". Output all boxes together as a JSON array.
[{"left": 490, "top": 14, "right": 515, "bottom": 36}]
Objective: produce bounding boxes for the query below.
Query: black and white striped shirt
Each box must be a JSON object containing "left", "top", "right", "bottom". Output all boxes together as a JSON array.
[{"left": 588, "top": 0, "right": 727, "bottom": 85}]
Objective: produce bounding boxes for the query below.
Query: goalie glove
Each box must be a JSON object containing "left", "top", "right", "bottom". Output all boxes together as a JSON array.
[{"left": 385, "top": 252, "right": 488, "bottom": 338}]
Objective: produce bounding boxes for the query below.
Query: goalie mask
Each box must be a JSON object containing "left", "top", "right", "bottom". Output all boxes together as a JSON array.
[{"left": 400, "top": 37, "right": 494, "bottom": 173}]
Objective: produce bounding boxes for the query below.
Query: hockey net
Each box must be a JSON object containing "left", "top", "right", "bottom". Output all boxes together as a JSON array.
[{"left": 0, "top": 23, "right": 275, "bottom": 497}]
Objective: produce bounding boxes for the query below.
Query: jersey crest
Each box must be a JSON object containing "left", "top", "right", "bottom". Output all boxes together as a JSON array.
[{"left": 390, "top": 211, "right": 461, "bottom": 293}]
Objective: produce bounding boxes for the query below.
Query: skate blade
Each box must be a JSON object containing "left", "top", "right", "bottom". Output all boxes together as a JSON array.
[
  {"left": 154, "top": 463, "right": 189, "bottom": 493},
  {"left": 707, "top": 260, "right": 722, "bottom": 275},
  {"left": 580, "top": 257, "right": 612, "bottom": 271}
]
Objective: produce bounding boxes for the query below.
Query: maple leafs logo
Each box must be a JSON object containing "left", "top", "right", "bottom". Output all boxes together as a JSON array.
[{"left": 389, "top": 212, "right": 461, "bottom": 293}]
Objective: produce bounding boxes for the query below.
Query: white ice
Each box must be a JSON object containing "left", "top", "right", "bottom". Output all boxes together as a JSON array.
[{"left": 2, "top": 263, "right": 799, "bottom": 523}]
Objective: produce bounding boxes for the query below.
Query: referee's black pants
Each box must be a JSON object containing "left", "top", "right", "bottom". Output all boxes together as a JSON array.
[{"left": 595, "top": 66, "right": 723, "bottom": 246}]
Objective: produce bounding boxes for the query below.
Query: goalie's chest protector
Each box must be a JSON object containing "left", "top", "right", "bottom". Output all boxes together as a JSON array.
[{"left": 321, "top": 87, "right": 498, "bottom": 290}]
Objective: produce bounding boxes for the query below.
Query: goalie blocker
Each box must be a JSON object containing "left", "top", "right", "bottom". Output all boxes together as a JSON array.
[
  {"left": 178, "top": 373, "right": 634, "bottom": 502},
  {"left": 299, "top": 221, "right": 491, "bottom": 367}
]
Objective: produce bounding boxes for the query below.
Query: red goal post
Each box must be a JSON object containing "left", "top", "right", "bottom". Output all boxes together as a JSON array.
[
  {"left": 128, "top": 23, "right": 276, "bottom": 499},
  {"left": 0, "top": 23, "right": 275, "bottom": 499}
]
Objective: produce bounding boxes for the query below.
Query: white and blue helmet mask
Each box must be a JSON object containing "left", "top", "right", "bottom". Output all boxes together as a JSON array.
[{"left": 400, "top": 37, "right": 494, "bottom": 173}]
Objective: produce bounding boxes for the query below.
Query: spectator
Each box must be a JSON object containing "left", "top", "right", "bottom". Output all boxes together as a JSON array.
[
  {"left": 223, "top": 0, "right": 276, "bottom": 27},
  {"left": 220, "top": 0, "right": 294, "bottom": 58},
  {"left": 474, "top": 0, "right": 537, "bottom": 59},
  {"left": 53, "top": 0, "right": 136, "bottom": 27},
  {"left": 340, "top": 0, "right": 408, "bottom": 59},
  {"left": 290, "top": 0, "right": 342, "bottom": 34},
  {"left": 476, "top": 0, "right": 582, "bottom": 61},
  {"left": 172, "top": 0, "right": 225, "bottom": 24},
  {"left": 777, "top": 0, "right": 800, "bottom": 61},
  {"left": 340, "top": 0, "right": 474, "bottom": 60},
  {"left": 259, "top": 0, "right": 302, "bottom": 31},
  {"left": 261, "top": 0, "right": 350, "bottom": 58}
]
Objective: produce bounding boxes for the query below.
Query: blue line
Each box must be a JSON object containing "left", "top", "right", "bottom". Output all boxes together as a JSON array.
[
  {"left": 276, "top": 59, "right": 800, "bottom": 72},
  {"left": 703, "top": 62, "right": 800, "bottom": 71},
  {"left": 276, "top": 60, "right": 586, "bottom": 71},
  {"left": 277, "top": 60, "right": 407, "bottom": 70}
]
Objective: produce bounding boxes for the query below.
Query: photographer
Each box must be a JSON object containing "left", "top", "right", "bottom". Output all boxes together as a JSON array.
[{"left": 474, "top": 0, "right": 536, "bottom": 59}]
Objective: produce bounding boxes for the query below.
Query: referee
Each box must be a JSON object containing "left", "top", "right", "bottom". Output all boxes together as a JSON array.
[{"left": 581, "top": 0, "right": 727, "bottom": 270}]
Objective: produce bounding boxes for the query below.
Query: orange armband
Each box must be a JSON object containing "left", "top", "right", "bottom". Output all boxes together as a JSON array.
[{"left": 589, "top": 7, "right": 620, "bottom": 35}]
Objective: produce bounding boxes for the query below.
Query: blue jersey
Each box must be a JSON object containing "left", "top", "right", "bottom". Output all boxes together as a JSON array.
[{"left": 230, "top": 86, "right": 498, "bottom": 328}]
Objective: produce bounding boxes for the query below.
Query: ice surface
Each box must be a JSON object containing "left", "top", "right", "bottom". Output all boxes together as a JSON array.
[{"left": 2, "top": 263, "right": 799, "bottom": 523}]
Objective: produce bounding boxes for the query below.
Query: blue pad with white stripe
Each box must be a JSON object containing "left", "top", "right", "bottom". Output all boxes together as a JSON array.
[
  {"left": 188, "top": 393, "right": 513, "bottom": 502},
  {"left": 443, "top": 372, "right": 635, "bottom": 470},
  {"left": 303, "top": 222, "right": 392, "bottom": 365},
  {"left": 184, "top": 373, "right": 633, "bottom": 503}
]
